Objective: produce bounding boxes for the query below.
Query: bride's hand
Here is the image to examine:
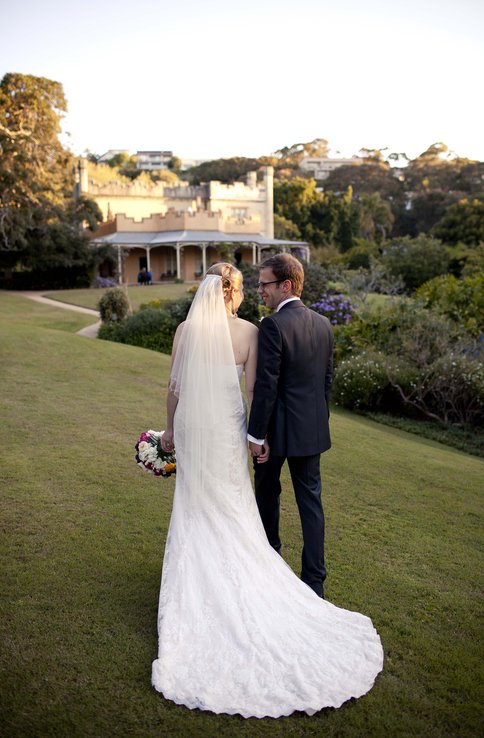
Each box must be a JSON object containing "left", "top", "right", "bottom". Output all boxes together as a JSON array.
[{"left": 161, "top": 429, "right": 175, "bottom": 452}]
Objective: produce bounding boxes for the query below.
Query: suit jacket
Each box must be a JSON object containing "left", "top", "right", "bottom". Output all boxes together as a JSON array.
[{"left": 248, "top": 300, "right": 334, "bottom": 457}]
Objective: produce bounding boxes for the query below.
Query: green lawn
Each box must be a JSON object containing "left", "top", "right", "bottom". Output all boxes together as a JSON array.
[
  {"left": 43, "top": 284, "right": 193, "bottom": 311},
  {"left": 1, "top": 291, "right": 483, "bottom": 738}
]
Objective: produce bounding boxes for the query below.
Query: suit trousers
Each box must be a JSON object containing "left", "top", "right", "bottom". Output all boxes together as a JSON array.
[{"left": 254, "top": 453, "right": 326, "bottom": 597}]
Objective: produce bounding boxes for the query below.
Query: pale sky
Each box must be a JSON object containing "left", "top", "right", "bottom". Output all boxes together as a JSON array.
[{"left": 2, "top": 0, "right": 484, "bottom": 162}]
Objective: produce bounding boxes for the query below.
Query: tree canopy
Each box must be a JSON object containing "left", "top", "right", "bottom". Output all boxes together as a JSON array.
[
  {"left": 186, "top": 157, "right": 264, "bottom": 185},
  {"left": 432, "top": 198, "right": 484, "bottom": 246},
  {"left": 0, "top": 73, "right": 72, "bottom": 252},
  {"left": 0, "top": 72, "right": 102, "bottom": 282}
]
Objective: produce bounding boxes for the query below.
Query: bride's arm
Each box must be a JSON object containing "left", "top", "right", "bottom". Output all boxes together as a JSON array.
[
  {"left": 244, "top": 326, "right": 258, "bottom": 409},
  {"left": 162, "top": 323, "right": 184, "bottom": 450}
]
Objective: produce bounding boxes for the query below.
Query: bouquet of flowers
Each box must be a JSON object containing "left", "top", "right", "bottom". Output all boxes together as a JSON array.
[{"left": 135, "top": 430, "right": 176, "bottom": 477}]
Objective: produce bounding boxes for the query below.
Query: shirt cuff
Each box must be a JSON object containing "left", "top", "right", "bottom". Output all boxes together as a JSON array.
[{"left": 247, "top": 433, "right": 265, "bottom": 445}]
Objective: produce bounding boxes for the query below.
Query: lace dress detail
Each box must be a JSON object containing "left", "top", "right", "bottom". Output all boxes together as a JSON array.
[{"left": 152, "top": 362, "right": 383, "bottom": 718}]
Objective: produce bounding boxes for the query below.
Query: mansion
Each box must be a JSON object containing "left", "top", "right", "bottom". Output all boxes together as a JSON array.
[{"left": 76, "top": 161, "right": 309, "bottom": 283}]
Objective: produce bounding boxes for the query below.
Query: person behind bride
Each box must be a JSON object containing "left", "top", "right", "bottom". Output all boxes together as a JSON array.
[{"left": 153, "top": 262, "right": 383, "bottom": 718}]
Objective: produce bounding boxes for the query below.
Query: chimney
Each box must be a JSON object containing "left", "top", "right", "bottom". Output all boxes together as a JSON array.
[
  {"left": 77, "top": 158, "right": 89, "bottom": 195},
  {"left": 263, "top": 166, "right": 274, "bottom": 239},
  {"left": 246, "top": 170, "right": 257, "bottom": 188}
]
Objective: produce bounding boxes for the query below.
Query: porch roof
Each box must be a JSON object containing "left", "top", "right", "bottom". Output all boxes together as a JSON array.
[{"left": 92, "top": 229, "right": 308, "bottom": 248}]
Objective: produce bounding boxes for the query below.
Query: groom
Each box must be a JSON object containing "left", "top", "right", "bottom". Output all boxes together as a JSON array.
[{"left": 248, "top": 253, "right": 334, "bottom": 598}]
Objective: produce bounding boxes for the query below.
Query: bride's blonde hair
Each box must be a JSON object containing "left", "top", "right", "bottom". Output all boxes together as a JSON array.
[{"left": 206, "top": 262, "right": 242, "bottom": 301}]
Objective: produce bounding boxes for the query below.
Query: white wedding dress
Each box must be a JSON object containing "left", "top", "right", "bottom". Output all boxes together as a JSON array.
[{"left": 151, "top": 276, "right": 383, "bottom": 718}]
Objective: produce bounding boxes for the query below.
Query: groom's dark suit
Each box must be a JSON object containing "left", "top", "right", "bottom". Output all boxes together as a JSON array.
[{"left": 248, "top": 300, "right": 334, "bottom": 597}]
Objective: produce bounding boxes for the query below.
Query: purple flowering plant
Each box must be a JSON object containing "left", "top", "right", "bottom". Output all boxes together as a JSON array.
[
  {"left": 311, "top": 291, "right": 355, "bottom": 325},
  {"left": 95, "top": 275, "right": 118, "bottom": 288}
]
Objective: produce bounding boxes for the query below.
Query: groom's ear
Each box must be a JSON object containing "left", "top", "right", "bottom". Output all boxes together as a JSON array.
[{"left": 282, "top": 279, "right": 293, "bottom": 295}]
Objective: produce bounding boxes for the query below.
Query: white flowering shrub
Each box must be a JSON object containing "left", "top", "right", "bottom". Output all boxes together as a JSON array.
[
  {"left": 333, "top": 351, "right": 410, "bottom": 412},
  {"left": 425, "top": 354, "right": 484, "bottom": 427}
]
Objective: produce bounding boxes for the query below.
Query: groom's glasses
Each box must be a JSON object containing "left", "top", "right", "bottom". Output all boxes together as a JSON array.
[{"left": 257, "top": 279, "right": 283, "bottom": 288}]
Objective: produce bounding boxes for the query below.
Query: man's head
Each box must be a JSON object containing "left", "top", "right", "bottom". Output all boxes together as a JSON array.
[{"left": 257, "top": 253, "right": 304, "bottom": 310}]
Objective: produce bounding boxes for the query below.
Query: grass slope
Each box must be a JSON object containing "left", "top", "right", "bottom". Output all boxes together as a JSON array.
[
  {"left": 44, "top": 284, "right": 192, "bottom": 311},
  {"left": 0, "top": 292, "right": 483, "bottom": 738}
]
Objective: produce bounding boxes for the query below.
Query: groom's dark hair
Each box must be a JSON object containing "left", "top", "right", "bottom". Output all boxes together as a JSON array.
[{"left": 259, "top": 253, "right": 304, "bottom": 297}]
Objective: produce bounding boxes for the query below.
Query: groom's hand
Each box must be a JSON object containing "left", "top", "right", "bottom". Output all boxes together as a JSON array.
[{"left": 249, "top": 440, "right": 270, "bottom": 464}]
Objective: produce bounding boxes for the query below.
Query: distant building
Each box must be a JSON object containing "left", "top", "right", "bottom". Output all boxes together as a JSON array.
[
  {"left": 136, "top": 150, "right": 173, "bottom": 171},
  {"left": 299, "top": 155, "right": 363, "bottom": 181},
  {"left": 76, "top": 161, "right": 309, "bottom": 283}
]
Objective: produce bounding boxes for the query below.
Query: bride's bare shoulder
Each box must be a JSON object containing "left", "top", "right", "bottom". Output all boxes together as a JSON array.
[
  {"left": 237, "top": 318, "right": 258, "bottom": 335},
  {"left": 172, "top": 321, "right": 186, "bottom": 352}
]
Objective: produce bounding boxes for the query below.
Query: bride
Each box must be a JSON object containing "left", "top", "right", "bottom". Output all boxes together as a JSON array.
[{"left": 152, "top": 263, "right": 383, "bottom": 718}]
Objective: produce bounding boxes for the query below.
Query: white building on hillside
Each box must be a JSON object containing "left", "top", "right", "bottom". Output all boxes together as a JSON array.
[
  {"left": 136, "top": 150, "right": 173, "bottom": 170},
  {"left": 299, "top": 155, "right": 363, "bottom": 180}
]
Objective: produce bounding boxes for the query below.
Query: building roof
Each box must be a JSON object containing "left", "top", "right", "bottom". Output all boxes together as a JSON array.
[{"left": 92, "top": 230, "right": 308, "bottom": 248}]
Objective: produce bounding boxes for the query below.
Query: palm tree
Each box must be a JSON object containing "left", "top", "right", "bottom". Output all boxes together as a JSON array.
[{"left": 359, "top": 193, "right": 394, "bottom": 243}]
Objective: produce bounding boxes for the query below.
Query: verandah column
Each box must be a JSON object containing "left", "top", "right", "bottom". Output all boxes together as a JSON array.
[
  {"left": 201, "top": 243, "right": 207, "bottom": 275},
  {"left": 175, "top": 244, "right": 181, "bottom": 279},
  {"left": 117, "top": 244, "right": 123, "bottom": 284}
]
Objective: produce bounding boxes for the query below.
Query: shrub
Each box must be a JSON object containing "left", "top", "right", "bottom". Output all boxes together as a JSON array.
[
  {"left": 342, "top": 243, "right": 378, "bottom": 270},
  {"left": 461, "top": 243, "right": 484, "bottom": 277},
  {"left": 332, "top": 301, "right": 483, "bottom": 428},
  {"left": 381, "top": 234, "right": 450, "bottom": 292},
  {"left": 300, "top": 263, "right": 329, "bottom": 306},
  {"left": 117, "top": 309, "right": 175, "bottom": 353},
  {"left": 238, "top": 262, "right": 259, "bottom": 288},
  {"left": 409, "top": 353, "right": 484, "bottom": 428},
  {"left": 98, "top": 288, "right": 130, "bottom": 323},
  {"left": 332, "top": 351, "right": 409, "bottom": 412},
  {"left": 97, "top": 322, "right": 125, "bottom": 343},
  {"left": 415, "top": 273, "right": 484, "bottom": 336},
  {"left": 238, "top": 287, "right": 261, "bottom": 325},
  {"left": 99, "top": 296, "right": 194, "bottom": 354},
  {"left": 335, "top": 301, "right": 463, "bottom": 363},
  {"left": 99, "top": 308, "right": 174, "bottom": 353}
]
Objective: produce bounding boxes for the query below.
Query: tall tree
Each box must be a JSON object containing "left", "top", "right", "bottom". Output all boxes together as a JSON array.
[
  {"left": 186, "top": 157, "right": 263, "bottom": 185},
  {"left": 404, "top": 142, "right": 479, "bottom": 194},
  {"left": 0, "top": 73, "right": 101, "bottom": 277},
  {"left": 274, "top": 177, "right": 319, "bottom": 234},
  {"left": 323, "top": 161, "right": 403, "bottom": 201},
  {"left": 0, "top": 73, "right": 71, "bottom": 252},
  {"left": 359, "top": 193, "right": 395, "bottom": 243},
  {"left": 273, "top": 138, "right": 330, "bottom": 170},
  {"left": 432, "top": 198, "right": 484, "bottom": 246}
]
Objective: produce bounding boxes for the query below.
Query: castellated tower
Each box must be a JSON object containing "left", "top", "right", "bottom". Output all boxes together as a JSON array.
[{"left": 75, "top": 159, "right": 274, "bottom": 238}]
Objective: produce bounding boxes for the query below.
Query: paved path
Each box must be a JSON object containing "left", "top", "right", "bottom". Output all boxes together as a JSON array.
[{"left": 12, "top": 291, "right": 101, "bottom": 338}]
